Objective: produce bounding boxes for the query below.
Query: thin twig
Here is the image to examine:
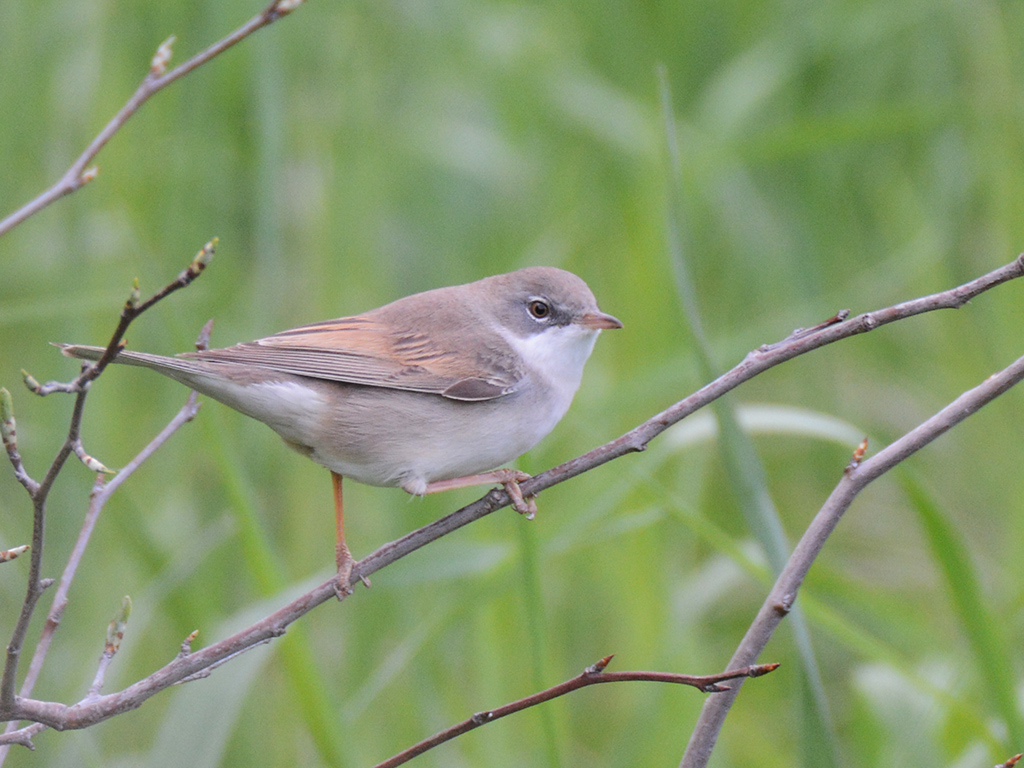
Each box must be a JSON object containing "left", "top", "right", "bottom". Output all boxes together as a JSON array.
[
  {"left": 679, "top": 348, "right": 1024, "bottom": 768},
  {"left": 15, "top": 394, "right": 200, "bottom": 704},
  {"left": 2, "top": 254, "right": 1022, "bottom": 736},
  {"left": 372, "top": 657, "right": 778, "bottom": 768},
  {"left": 0, "top": 389, "right": 37, "bottom": 494},
  {"left": 0, "top": 1, "right": 304, "bottom": 239},
  {"left": 0, "top": 248, "right": 212, "bottom": 751},
  {"left": 84, "top": 597, "right": 131, "bottom": 701},
  {"left": 0, "top": 722, "right": 45, "bottom": 750}
]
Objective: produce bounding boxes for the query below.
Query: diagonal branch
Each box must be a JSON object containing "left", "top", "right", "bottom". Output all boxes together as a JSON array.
[
  {"left": 679, "top": 346, "right": 1024, "bottom": 767},
  {"left": 2, "top": 254, "right": 1022, "bottom": 737},
  {"left": 0, "top": 0, "right": 304, "bottom": 239}
]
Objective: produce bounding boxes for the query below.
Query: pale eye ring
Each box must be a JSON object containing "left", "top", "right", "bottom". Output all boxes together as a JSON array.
[{"left": 528, "top": 299, "right": 551, "bottom": 320}]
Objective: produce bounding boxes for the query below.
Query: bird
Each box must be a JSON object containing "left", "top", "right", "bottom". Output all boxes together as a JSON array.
[{"left": 60, "top": 266, "right": 622, "bottom": 592}]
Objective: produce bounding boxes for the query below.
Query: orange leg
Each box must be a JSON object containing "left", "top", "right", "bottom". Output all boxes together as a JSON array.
[
  {"left": 423, "top": 468, "right": 537, "bottom": 519},
  {"left": 332, "top": 471, "right": 354, "bottom": 595}
]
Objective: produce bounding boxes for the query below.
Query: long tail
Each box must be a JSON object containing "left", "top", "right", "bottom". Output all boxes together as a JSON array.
[{"left": 56, "top": 343, "right": 210, "bottom": 379}]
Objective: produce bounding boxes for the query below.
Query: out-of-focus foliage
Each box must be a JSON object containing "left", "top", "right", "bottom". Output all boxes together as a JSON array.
[{"left": 3, "top": 0, "right": 1024, "bottom": 766}]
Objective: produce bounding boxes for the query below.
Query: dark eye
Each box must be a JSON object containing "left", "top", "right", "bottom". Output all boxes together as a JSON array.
[{"left": 528, "top": 300, "right": 551, "bottom": 320}]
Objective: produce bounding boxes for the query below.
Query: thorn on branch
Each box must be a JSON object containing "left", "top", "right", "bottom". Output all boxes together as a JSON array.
[
  {"left": 997, "top": 755, "right": 1022, "bottom": 768},
  {"left": 0, "top": 545, "right": 30, "bottom": 563}
]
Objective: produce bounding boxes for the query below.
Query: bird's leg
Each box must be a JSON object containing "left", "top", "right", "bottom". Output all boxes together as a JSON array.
[
  {"left": 332, "top": 471, "right": 354, "bottom": 596},
  {"left": 423, "top": 469, "right": 538, "bottom": 519}
]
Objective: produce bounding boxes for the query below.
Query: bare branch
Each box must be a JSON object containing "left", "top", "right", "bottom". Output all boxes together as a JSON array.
[
  {"left": 0, "top": 1, "right": 303, "bottom": 238},
  {"left": 0, "top": 386, "right": 202, "bottom": 756},
  {"left": 0, "top": 722, "right": 44, "bottom": 749},
  {"left": 0, "top": 389, "right": 37, "bottom": 494},
  {"left": 0, "top": 248, "right": 211, "bottom": 747},
  {"left": 372, "top": 657, "right": 780, "bottom": 768},
  {"left": 85, "top": 597, "right": 132, "bottom": 701},
  {"left": 680, "top": 347, "right": 1024, "bottom": 767},
  {"left": 2, "top": 254, "right": 1023, "bottom": 738}
]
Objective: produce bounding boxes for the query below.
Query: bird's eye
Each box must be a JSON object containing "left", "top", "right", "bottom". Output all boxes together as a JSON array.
[{"left": 528, "top": 300, "right": 551, "bottom": 320}]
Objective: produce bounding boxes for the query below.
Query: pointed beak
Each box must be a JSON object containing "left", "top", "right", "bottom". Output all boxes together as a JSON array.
[{"left": 579, "top": 311, "right": 623, "bottom": 330}]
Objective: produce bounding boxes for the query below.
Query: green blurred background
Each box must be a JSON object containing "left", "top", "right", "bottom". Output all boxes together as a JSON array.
[{"left": 3, "top": 0, "right": 1024, "bottom": 765}]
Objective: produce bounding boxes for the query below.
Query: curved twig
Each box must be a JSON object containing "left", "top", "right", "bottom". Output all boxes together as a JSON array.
[{"left": 372, "top": 657, "right": 779, "bottom": 768}]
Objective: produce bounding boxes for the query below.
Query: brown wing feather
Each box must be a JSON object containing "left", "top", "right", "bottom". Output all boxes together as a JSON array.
[{"left": 182, "top": 313, "right": 522, "bottom": 401}]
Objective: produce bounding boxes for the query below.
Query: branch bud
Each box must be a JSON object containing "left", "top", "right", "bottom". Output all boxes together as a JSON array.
[
  {"left": 127, "top": 277, "right": 141, "bottom": 309},
  {"left": 0, "top": 387, "right": 15, "bottom": 445},
  {"left": 80, "top": 166, "right": 99, "bottom": 185},
  {"left": 151, "top": 35, "right": 176, "bottom": 76},
  {"left": 20, "top": 370, "right": 41, "bottom": 395},
  {"left": 79, "top": 450, "right": 115, "bottom": 475},
  {"left": 179, "top": 629, "right": 200, "bottom": 657},
  {"left": 105, "top": 595, "right": 132, "bottom": 654},
  {"left": 74, "top": 439, "right": 115, "bottom": 474},
  {"left": 271, "top": 0, "right": 305, "bottom": 15},
  {"left": 0, "top": 545, "right": 30, "bottom": 563},
  {"left": 191, "top": 237, "right": 217, "bottom": 274},
  {"left": 845, "top": 437, "right": 868, "bottom": 473},
  {"left": 585, "top": 654, "right": 614, "bottom": 675}
]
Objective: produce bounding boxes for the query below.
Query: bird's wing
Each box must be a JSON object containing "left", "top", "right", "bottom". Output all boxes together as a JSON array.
[{"left": 183, "top": 314, "right": 523, "bottom": 401}]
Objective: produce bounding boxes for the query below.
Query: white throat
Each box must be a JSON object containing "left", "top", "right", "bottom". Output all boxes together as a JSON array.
[{"left": 503, "top": 324, "right": 600, "bottom": 393}]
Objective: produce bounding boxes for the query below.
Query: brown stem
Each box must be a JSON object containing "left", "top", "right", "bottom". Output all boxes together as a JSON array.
[
  {"left": 0, "top": 2, "right": 302, "bottom": 239},
  {"left": 372, "top": 658, "right": 779, "bottom": 768},
  {"left": 0, "top": 249, "right": 211, "bottom": 753}
]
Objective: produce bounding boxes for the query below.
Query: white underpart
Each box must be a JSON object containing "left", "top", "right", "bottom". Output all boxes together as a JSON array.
[
  {"left": 500, "top": 323, "right": 601, "bottom": 427},
  {"left": 209, "top": 378, "right": 328, "bottom": 445}
]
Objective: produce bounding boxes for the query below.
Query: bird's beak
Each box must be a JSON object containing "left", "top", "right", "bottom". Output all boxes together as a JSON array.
[{"left": 579, "top": 311, "right": 623, "bottom": 330}]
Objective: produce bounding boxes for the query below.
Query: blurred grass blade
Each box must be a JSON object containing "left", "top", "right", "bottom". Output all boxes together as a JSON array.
[
  {"left": 145, "top": 576, "right": 326, "bottom": 768},
  {"left": 903, "top": 474, "right": 1023, "bottom": 747},
  {"left": 518, "top": 519, "right": 562, "bottom": 768},
  {"left": 658, "top": 66, "right": 839, "bottom": 768},
  {"left": 201, "top": 409, "right": 350, "bottom": 767}
]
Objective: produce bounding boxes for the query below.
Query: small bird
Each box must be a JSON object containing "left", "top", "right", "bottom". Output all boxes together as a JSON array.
[{"left": 60, "top": 267, "right": 621, "bottom": 591}]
